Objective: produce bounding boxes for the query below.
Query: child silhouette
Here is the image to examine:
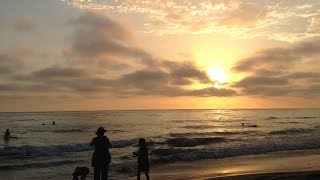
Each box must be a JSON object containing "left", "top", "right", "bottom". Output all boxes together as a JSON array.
[{"left": 133, "top": 138, "right": 150, "bottom": 180}]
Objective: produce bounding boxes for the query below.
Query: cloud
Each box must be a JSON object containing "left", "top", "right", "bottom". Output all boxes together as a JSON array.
[
  {"left": 0, "top": 53, "right": 22, "bottom": 74},
  {"left": 60, "top": 0, "right": 320, "bottom": 42},
  {"left": 66, "top": 11, "right": 156, "bottom": 68},
  {"left": 1, "top": 11, "right": 236, "bottom": 98},
  {"left": 233, "top": 76, "right": 289, "bottom": 87},
  {"left": 32, "top": 67, "right": 87, "bottom": 79},
  {"left": 220, "top": 3, "right": 267, "bottom": 27},
  {"left": 67, "top": 11, "right": 146, "bottom": 57},
  {"left": 232, "top": 38, "right": 320, "bottom": 97},
  {"left": 14, "top": 17, "right": 35, "bottom": 31},
  {"left": 209, "top": 0, "right": 233, "bottom": 6},
  {"left": 111, "top": 67, "right": 236, "bottom": 97},
  {"left": 233, "top": 38, "right": 320, "bottom": 72},
  {"left": 104, "top": 61, "right": 236, "bottom": 97},
  {"left": 11, "top": 61, "right": 235, "bottom": 97}
]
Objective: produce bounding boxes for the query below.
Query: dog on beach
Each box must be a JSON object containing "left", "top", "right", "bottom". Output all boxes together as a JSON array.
[{"left": 72, "top": 167, "right": 90, "bottom": 180}]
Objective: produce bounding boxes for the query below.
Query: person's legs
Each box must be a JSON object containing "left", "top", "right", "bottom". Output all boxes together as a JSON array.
[
  {"left": 101, "top": 165, "right": 109, "bottom": 180},
  {"left": 105, "top": 165, "right": 109, "bottom": 180},
  {"left": 94, "top": 167, "right": 100, "bottom": 180},
  {"left": 145, "top": 171, "right": 150, "bottom": 180},
  {"left": 81, "top": 174, "right": 86, "bottom": 180},
  {"left": 137, "top": 170, "right": 141, "bottom": 180},
  {"left": 73, "top": 174, "right": 79, "bottom": 180}
]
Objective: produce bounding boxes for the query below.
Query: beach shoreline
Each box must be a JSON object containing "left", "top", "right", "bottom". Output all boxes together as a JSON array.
[{"left": 147, "top": 149, "right": 320, "bottom": 180}]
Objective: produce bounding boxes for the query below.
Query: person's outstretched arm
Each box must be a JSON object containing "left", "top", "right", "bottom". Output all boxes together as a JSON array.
[{"left": 106, "top": 138, "right": 112, "bottom": 148}]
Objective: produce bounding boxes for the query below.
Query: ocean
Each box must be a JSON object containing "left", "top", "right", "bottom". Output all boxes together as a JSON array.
[{"left": 0, "top": 109, "right": 320, "bottom": 179}]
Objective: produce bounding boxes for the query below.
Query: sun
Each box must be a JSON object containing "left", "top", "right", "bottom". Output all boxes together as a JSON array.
[{"left": 207, "top": 67, "right": 228, "bottom": 88}]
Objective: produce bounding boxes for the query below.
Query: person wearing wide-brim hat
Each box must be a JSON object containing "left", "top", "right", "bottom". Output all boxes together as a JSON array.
[{"left": 90, "top": 127, "right": 112, "bottom": 180}]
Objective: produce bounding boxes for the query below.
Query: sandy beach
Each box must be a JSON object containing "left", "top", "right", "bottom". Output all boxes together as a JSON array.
[{"left": 147, "top": 149, "right": 320, "bottom": 180}]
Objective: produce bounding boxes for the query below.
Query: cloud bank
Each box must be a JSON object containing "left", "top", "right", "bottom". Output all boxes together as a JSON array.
[
  {"left": 233, "top": 38, "right": 320, "bottom": 97},
  {"left": 60, "top": 0, "right": 320, "bottom": 42},
  {"left": 1, "top": 12, "right": 236, "bottom": 98}
]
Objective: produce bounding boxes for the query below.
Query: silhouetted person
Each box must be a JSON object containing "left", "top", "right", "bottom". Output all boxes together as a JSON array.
[
  {"left": 4, "top": 129, "right": 11, "bottom": 140},
  {"left": 133, "top": 138, "right": 150, "bottom": 180},
  {"left": 52, "top": 121, "right": 56, "bottom": 125},
  {"left": 242, "top": 123, "right": 244, "bottom": 127},
  {"left": 90, "top": 127, "right": 112, "bottom": 180}
]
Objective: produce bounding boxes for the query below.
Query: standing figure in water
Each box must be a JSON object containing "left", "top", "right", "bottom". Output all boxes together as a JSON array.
[
  {"left": 133, "top": 138, "right": 150, "bottom": 180},
  {"left": 4, "top": 129, "right": 11, "bottom": 140},
  {"left": 90, "top": 127, "right": 112, "bottom": 180}
]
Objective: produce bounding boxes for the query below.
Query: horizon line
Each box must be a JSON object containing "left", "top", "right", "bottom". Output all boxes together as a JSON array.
[{"left": 0, "top": 107, "right": 319, "bottom": 113}]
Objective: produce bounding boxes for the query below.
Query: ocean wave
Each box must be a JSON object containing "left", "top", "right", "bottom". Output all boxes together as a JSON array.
[
  {"left": 166, "top": 137, "right": 226, "bottom": 147},
  {"left": 0, "top": 160, "right": 80, "bottom": 170},
  {"left": 269, "top": 128, "right": 315, "bottom": 135},
  {"left": 182, "top": 125, "right": 219, "bottom": 129},
  {"left": 151, "top": 138, "right": 320, "bottom": 164},
  {"left": 112, "top": 139, "right": 137, "bottom": 148},
  {"left": 274, "top": 121, "right": 299, "bottom": 124},
  {"left": 293, "top": 116, "right": 317, "bottom": 119},
  {"left": 266, "top": 117, "right": 281, "bottom": 120},
  {"left": 267, "top": 116, "right": 318, "bottom": 120},
  {"left": 14, "top": 118, "right": 35, "bottom": 121},
  {"left": 147, "top": 114, "right": 162, "bottom": 117},
  {"left": 171, "top": 119, "right": 209, "bottom": 123},
  {"left": 150, "top": 148, "right": 222, "bottom": 164},
  {"left": 0, "top": 140, "right": 137, "bottom": 156},
  {"left": 54, "top": 129, "right": 85, "bottom": 133},
  {"left": 0, "top": 144, "right": 93, "bottom": 156},
  {"left": 170, "top": 131, "right": 257, "bottom": 137}
]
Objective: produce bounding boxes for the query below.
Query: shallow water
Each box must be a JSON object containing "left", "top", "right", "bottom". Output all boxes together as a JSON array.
[{"left": 0, "top": 109, "right": 320, "bottom": 179}]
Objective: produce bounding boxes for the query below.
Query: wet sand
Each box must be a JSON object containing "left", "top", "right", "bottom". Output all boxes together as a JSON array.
[{"left": 146, "top": 149, "right": 320, "bottom": 180}]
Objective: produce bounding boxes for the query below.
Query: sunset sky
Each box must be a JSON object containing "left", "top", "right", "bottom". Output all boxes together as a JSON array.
[{"left": 1, "top": 0, "right": 320, "bottom": 111}]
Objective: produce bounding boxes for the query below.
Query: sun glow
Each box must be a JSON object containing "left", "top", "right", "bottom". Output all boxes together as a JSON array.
[{"left": 208, "top": 67, "right": 228, "bottom": 88}]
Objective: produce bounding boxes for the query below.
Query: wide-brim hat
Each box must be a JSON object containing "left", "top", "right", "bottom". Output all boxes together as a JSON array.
[{"left": 95, "top": 127, "right": 107, "bottom": 135}]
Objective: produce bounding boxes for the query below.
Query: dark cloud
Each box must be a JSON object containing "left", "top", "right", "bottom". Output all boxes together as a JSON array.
[
  {"left": 0, "top": 83, "right": 61, "bottom": 92},
  {"left": 32, "top": 67, "right": 87, "bottom": 78},
  {"left": 285, "top": 72, "right": 320, "bottom": 80},
  {"left": 67, "top": 11, "right": 134, "bottom": 41},
  {"left": 0, "top": 84, "right": 19, "bottom": 91},
  {"left": 14, "top": 17, "right": 35, "bottom": 31},
  {"left": 233, "top": 38, "right": 320, "bottom": 72},
  {"left": 184, "top": 87, "right": 236, "bottom": 97},
  {"left": 67, "top": 11, "right": 150, "bottom": 60},
  {"left": 237, "top": 86, "right": 293, "bottom": 96},
  {"left": 109, "top": 63, "right": 235, "bottom": 97},
  {"left": 232, "top": 38, "right": 320, "bottom": 98},
  {"left": 0, "top": 53, "right": 21, "bottom": 74},
  {"left": 117, "top": 70, "right": 169, "bottom": 90},
  {"left": 233, "top": 76, "right": 289, "bottom": 87},
  {"left": 165, "top": 61, "right": 212, "bottom": 84},
  {"left": 6, "top": 61, "right": 235, "bottom": 97}
]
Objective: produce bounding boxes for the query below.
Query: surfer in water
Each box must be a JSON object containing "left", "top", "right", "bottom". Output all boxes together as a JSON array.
[{"left": 4, "top": 129, "right": 11, "bottom": 140}]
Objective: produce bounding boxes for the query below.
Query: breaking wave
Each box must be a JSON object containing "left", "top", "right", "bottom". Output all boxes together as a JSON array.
[
  {"left": 269, "top": 128, "right": 316, "bottom": 135},
  {"left": 166, "top": 137, "right": 226, "bottom": 147},
  {"left": 0, "top": 139, "right": 137, "bottom": 156}
]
